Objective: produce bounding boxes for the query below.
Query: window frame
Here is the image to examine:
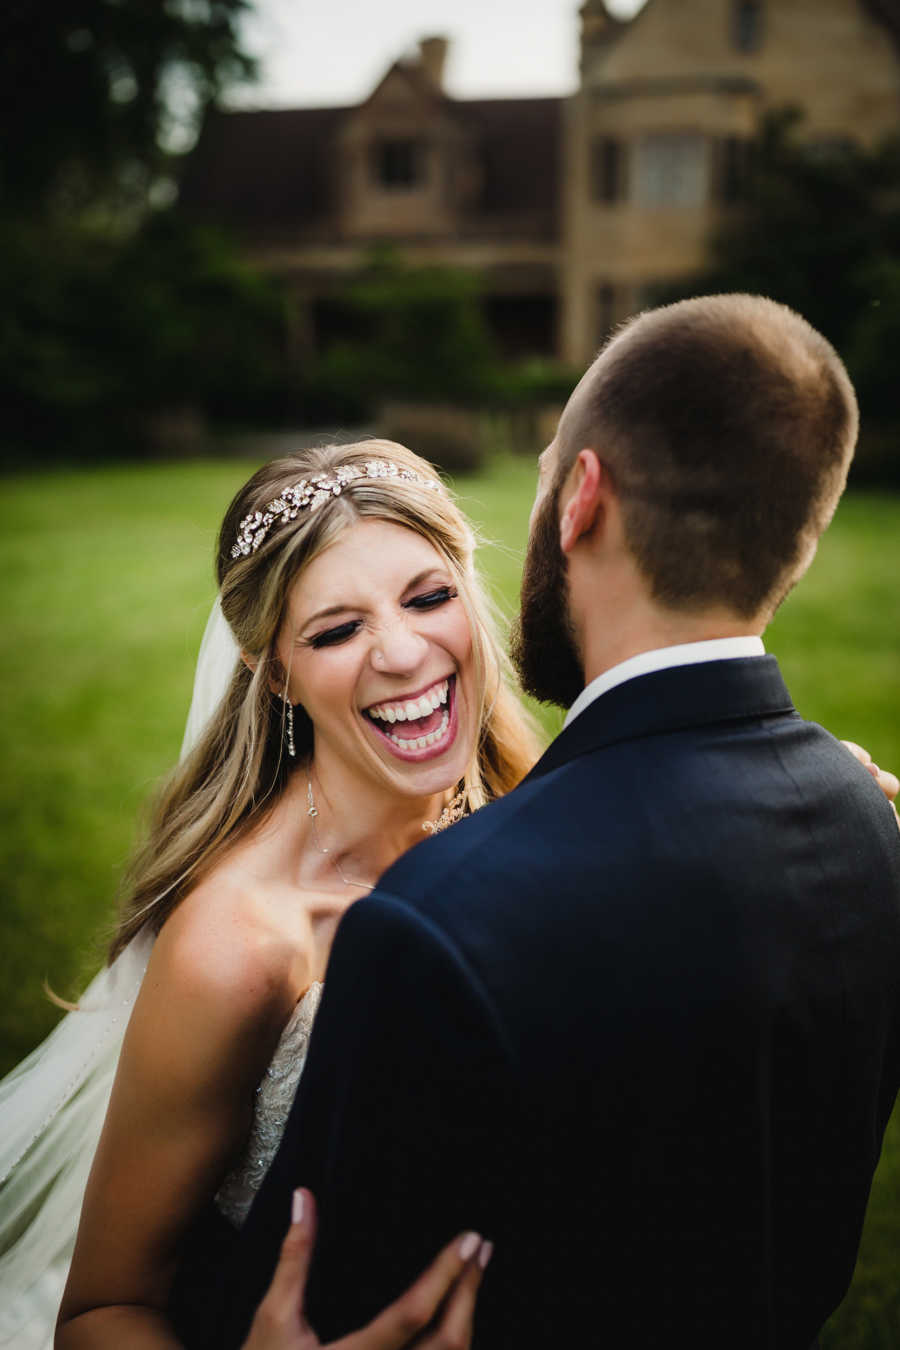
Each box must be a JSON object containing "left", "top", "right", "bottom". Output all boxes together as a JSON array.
[
  {"left": 632, "top": 131, "right": 710, "bottom": 210},
  {"left": 731, "top": 0, "right": 764, "bottom": 53},
  {"left": 371, "top": 137, "right": 426, "bottom": 191}
]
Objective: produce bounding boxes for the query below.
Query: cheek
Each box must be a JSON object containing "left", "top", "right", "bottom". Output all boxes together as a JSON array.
[
  {"left": 447, "top": 608, "right": 474, "bottom": 669},
  {"left": 289, "top": 649, "right": 356, "bottom": 714}
]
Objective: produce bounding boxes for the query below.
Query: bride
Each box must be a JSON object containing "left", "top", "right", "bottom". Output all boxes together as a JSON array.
[{"left": 0, "top": 440, "right": 539, "bottom": 1348}]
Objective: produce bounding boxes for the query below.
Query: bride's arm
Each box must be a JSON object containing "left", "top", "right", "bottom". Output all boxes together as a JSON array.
[{"left": 56, "top": 901, "right": 297, "bottom": 1349}]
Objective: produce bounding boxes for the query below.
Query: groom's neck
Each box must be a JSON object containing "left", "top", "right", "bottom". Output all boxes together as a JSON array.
[
  {"left": 566, "top": 526, "right": 768, "bottom": 687},
  {"left": 578, "top": 596, "right": 765, "bottom": 687}
]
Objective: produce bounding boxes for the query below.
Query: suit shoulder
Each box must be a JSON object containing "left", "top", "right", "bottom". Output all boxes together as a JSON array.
[{"left": 381, "top": 770, "right": 554, "bottom": 887}]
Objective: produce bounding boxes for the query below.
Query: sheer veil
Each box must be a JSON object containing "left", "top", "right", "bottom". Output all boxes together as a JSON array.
[{"left": 0, "top": 598, "right": 239, "bottom": 1347}]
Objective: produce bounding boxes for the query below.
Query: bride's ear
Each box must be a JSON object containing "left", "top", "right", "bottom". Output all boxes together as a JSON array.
[{"left": 241, "top": 650, "right": 286, "bottom": 698}]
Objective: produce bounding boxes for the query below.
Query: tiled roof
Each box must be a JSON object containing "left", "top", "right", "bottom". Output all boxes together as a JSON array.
[
  {"left": 178, "top": 106, "right": 348, "bottom": 227},
  {"left": 177, "top": 97, "right": 563, "bottom": 237}
]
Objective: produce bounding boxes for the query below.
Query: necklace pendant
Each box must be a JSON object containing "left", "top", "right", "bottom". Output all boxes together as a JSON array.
[{"left": 423, "top": 787, "right": 468, "bottom": 835}]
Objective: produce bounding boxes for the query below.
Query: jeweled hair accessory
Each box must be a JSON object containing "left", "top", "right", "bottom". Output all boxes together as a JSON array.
[{"left": 231, "top": 459, "right": 443, "bottom": 559}]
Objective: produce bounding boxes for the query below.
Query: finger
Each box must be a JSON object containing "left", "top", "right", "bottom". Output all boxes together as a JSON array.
[
  {"left": 873, "top": 764, "right": 900, "bottom": 802},
  {"left": 841, "top": 740, "right": 872, "bottom": 766},
  {"left": 343, "top": 1232, "right": 483, "bottom": 1350},
  {"left": 259, "top": 1189, "right": 318, "bottom": 1324},
  {"left": 422, "top": 1239, "right": 493, "bottom": 1350}
]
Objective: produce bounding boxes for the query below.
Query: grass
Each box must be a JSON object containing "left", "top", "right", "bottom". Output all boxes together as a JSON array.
[{"left": 0, "top": 456, "right": 898, "bottom": 1345}]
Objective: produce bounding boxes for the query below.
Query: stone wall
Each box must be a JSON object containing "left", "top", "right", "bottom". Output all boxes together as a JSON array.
[{"left": 562, "top": 0, "right": 900, "bottom": 362}]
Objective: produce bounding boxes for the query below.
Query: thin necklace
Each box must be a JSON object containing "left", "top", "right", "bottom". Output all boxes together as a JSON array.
[{"left": 306, "top": 775, "right": 376, "bottom": 890}]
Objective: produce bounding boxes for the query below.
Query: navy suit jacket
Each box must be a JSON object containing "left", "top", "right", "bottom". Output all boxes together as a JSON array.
[{"left": 202, "top": 658, "right": 900, "bottom": 1347}]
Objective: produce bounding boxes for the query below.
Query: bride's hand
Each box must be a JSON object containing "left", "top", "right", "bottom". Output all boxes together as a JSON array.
[
  {"left": 842, "top": 741, "right": 899, "bottom": 819},
  {"left": 242, "top": 1190, "right": 492, "bottom": 1350}
]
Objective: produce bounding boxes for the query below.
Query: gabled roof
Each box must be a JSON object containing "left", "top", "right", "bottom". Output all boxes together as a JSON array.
[
  {"left": 177, "top": 97, "right": 562, "bottom": 236},
  {"left": 355, "top": 55, "right": 450, "bottom": 113}
]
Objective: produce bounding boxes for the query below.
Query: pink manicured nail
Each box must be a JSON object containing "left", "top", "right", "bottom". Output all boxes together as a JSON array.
[
  {"left": 459, "top": 1231, "right": 480, "bottom": 1262},
  {"left": 477, "top": 1240, "right": 494, "bottom": 1270},
  {"left": 292, "top": 1189, "right": 305, "bottom": 1225}
]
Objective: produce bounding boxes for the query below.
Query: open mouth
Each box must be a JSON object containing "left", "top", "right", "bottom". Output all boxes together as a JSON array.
[{"left": 363, "top": 675, "right": 458, "bottom": 761}]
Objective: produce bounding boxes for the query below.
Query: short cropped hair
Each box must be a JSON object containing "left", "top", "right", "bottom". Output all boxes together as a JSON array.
[{"left": 557, "top": 294, "right": 858, "bottom": 619}]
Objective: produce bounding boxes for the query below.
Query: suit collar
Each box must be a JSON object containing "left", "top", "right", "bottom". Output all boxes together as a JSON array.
[{"left": 525, "top": 656, "right": 795, "bottom": 783}]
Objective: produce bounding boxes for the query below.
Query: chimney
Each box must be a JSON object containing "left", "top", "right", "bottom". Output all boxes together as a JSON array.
[{"left": 419, "top": 36, "right": 449, "bottom": 89}]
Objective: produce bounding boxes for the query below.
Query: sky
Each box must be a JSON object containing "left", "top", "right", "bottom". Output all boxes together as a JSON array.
[{"left": 230, "top": 0, "right": 646, "bottom": 109}]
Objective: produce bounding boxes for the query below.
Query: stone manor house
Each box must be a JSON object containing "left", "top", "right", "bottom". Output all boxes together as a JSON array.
[{"left": 180, "top": 0, "right": 900, "bottom": 368}]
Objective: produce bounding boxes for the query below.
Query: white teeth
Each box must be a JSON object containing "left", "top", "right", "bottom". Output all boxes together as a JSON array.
[
  {"left": 385, "top": 709, "right": 450, "bottom": 750},
  {"left": 367, "top": 678, "right": 452, "bottom": 723}
]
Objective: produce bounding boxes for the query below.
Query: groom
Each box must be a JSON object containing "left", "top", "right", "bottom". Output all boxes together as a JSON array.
[{"left": 225, "top": 295, "right": 900, "bottom": 1346}]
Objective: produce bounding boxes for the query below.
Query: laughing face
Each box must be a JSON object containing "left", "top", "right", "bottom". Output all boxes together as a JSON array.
[{"left": 276, "top": 518, "right": 475, "bottom": 798}]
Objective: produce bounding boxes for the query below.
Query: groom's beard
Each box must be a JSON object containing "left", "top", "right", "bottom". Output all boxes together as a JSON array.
[{"left": 510, "top": 482, "right": 586, "bottom": 711}]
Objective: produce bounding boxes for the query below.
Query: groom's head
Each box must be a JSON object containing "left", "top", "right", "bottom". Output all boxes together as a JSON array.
[{"left": 511, "top": 294, "right": 858, "bottom": 708}]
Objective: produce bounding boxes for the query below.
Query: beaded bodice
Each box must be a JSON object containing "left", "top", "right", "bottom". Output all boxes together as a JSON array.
[{"left": 215, "top": 981, "right": 323, "bottom": 1228}]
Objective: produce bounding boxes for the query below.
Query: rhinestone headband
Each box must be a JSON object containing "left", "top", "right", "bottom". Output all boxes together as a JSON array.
[{"left": 230, "top": 459, "right": 442, "bottom": 558}]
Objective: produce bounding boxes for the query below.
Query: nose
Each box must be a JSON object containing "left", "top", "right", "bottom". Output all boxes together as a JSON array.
[{"left": 372, "top": 617, "right": 428, "bottom": 675}]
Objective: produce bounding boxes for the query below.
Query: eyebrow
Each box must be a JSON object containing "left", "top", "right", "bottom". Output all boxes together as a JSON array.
[{"left": 299, "top": 567, "right": 451, "bottom": 633}]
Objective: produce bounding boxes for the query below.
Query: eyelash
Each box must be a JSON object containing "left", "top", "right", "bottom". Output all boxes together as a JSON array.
[{"left": 308, "top": 586, "right": 457, "bottom": 649}]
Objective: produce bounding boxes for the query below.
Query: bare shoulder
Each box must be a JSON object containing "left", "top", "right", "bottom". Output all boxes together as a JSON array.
[{"left": 142, "top": 866, "right": 307, "bottom": 1049}]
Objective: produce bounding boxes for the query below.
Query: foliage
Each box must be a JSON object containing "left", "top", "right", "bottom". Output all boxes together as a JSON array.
[
  {"left": 0, "top": 1, "right": 277, "bottom": 464},
  {"left": 0, "top": 212, "right": 292, "bottom": 462},
  {"left": 301, "top": 252, "right": 502, "bottom": 422},
  {"left": 483, "top": 357, "right": 583, "bottom": 410},
  {"left": 655, "top": 111, "right": 900, "bottom": 485},
  {"left": 301, "top": 254, "right": 578, "bottom": 443},
  {"left": 0, "top": 0, "right": 254, "bottom": 221}
]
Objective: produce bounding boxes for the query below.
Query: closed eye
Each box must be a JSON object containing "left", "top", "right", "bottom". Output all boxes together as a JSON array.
[
  {"left": 307, "top": 586, "right": 456, "bottom": 647},
  {"left": 405, "top": 586, "right": 457, "bottom": 611},
  {"left": 308, "top": 620, "right": 362, "bottom": 649}
]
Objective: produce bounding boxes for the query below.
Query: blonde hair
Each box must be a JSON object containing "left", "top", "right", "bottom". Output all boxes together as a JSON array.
[{"left": 110, "top": 440, "right": 540, "bottom": 959}]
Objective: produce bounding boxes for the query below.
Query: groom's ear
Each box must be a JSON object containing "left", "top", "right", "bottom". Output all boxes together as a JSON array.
[{"left": 559, "top": 450, "right": 607, "bottom": 554}]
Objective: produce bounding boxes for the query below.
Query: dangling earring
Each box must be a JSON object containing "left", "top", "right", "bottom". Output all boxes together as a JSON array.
[{"left": 283, "top": 694, "right": 296, "bottom": 757}]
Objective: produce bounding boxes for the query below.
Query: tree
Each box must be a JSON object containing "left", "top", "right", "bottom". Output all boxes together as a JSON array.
[
  {"left": 0, "top": 2, "right": 288, "bottom": 463},
  {"left": 657, "top": 111, "right": 900, "bottom": 484},
  {"left": 304, "top": 251, "right": 503, "bottom": 420},
  {"left": 0, "top": 0, "right": 254, "bottom": 220}
]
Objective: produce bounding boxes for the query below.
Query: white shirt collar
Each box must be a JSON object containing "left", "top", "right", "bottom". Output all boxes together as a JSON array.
[{"left": 563, "top": 636, "right": 766, "bottom": 729}]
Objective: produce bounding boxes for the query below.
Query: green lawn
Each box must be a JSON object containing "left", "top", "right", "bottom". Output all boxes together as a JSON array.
[{"left": 0, "top": 457, "right": 898, "bottom": 1345}]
